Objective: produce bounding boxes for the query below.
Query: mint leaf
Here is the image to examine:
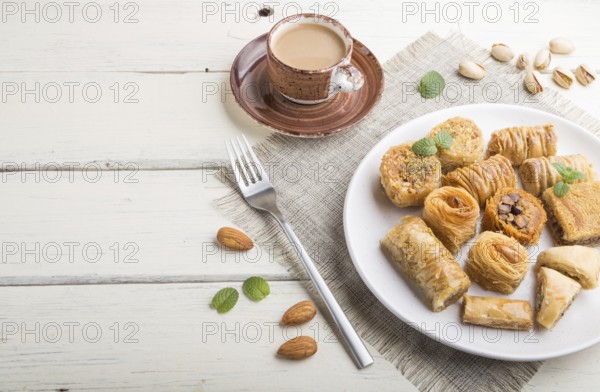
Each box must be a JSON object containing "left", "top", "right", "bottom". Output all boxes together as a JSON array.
[
  {"left": 243, "top": 276, "right": 270, "bottom": 302},
  {"left": 420, "top": 71, "right": 445, "bottom": 99},
  {"left": 552, "top": 162, "right": 568, "bottom": 177},
  {"left": 211, "top": 287, "right": 239, "bottom": 313},
  {"left": 563, "top": 170, "right": 586, "bottom": 183},
  {"left": 554, "top": 181, "right": 570, "bottom": 197},
  {"left": 412, "top": 137, "right": 438, "bottom": 156},
  {"left": 434, "top": 130, "right": 453, "bottom": 149}
]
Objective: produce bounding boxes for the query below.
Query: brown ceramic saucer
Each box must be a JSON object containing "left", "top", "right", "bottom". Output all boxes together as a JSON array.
[{"left": 230, "top": 34, "right": 384, "bottom": 137}]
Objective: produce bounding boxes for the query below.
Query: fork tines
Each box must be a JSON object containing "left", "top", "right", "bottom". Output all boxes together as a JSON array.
[{"left": 225, "top": 135, "right": 266, "bottom": 186}]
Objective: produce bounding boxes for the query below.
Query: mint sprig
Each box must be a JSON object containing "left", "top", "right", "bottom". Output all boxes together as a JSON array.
[
  {"left": 211, "top": 287, "right": 239, "bottom": 313},
  {"left": 242, "top": 276, "right": 270, "bottom": 302},
  {"left": 420, "top": 71, "right": 445, "bottom": 99},
  {"left": 412, "top": 132, "right": 454, "bottom": 156},
  {"left": 552, "top": 163, "right": 586, "bottom": 197}
]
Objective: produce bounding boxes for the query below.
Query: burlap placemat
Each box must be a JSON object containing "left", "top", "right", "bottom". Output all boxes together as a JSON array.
[{"left": 216, "top": 32, "right": 600, "bottom": 391}]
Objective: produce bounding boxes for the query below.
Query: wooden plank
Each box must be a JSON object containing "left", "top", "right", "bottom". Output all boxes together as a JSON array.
[
  {"left": 1, "top": 0, "right": 600, "bottom": 71},
  {"left": 0, "top": 281, "right": 417, "bottom": 391},
  {"left": 0, "top": 170, "right": 297, "bottom": 285},
  {"left": 1, "top": 71, "right": 599, "bottom": 167}
]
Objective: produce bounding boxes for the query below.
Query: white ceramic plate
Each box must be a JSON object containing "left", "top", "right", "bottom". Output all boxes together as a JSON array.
[{"left": 344, "top": 103, "right": 600, "bottom": 361}]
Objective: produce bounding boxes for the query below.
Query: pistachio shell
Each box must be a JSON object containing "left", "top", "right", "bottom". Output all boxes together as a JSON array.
[
  {"left": 524, "top": 70, "right": 544, "bottom": 94},
  {"left": 575, "top": 64, "right": 596, "bottom": 86},
  {"left": 458, "top": 60, "right": 486, "bottom": 80},
  {"left": 516, "top": 52, "right": 531, "bottom": 70},
  {"left": 552, "top": 66, "right": 574, "bottom": 89},
  {"left": 549, "top": 37, "right": 575, "bottom": 54},
  {"left": 534, "top": 49, "right": 551, "bottom": 71},
  {"left": 491, "top": 43, "right": 515, "bottom": 62}
]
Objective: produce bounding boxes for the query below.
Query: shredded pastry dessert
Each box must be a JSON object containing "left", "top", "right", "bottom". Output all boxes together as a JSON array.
[
  {"left": 422, "top": 186, "right": 480, "bottom": 254},
  {"left": 466, "top": 232, "right": 529, "bottom": 294},
  {"left": 481, "top": 188, "right": 547, "bottom": 246}
]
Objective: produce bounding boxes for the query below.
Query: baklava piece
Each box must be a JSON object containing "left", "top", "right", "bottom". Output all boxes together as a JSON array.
[
  {"left": 442, "top": 154, "right": 516, "bottom": 207},
  {"left": 481, "top": 188, "right": 547, "bottom": 246},
  {"left": 537, "top": 246, "right": 600, "bottom": 289},
  {"left": 422, "top": 186, "right": 480, "bottom": 254},
  {"left": 381, "top": 216, "right": 471, "bottom": 312},
  {"left": 519, "top": 154, "right": 595, "bottom": 197},
  {"left": 428, "top": 117, "right": 484, "bottom": 172},
  {"left": 462, "top": 295, "right": 533, "bottom": 331},
  {"left": 465, "top": 232, "right": 529, "bottom": 294},
  {"left": 542, "top": 181, "right": 600, "bottom": 247},
  {"left": 486, "top": 123, "right": 557, "bottom": 165},
  {"left": 380, "top": 143, "right": 442, "bottom": 207},
  {"left": 536, "top": 267, "right": 581, "bottom": 329}
]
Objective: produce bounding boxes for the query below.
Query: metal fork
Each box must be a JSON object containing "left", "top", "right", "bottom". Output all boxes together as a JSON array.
[{"left": 226, "top": 135, "right": 373, "bottom": 369}]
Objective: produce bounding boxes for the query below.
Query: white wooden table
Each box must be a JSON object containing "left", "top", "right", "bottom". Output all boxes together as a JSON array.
[{"left": 2, "top": 1, "right": 600, "bottom": 390}]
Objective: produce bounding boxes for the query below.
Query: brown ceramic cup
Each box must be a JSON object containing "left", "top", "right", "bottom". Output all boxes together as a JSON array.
[{"left": 266, "top": 14, "right": 364, "bottom": 105}]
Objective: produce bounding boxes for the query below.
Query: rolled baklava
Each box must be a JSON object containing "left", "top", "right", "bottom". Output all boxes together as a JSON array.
[
  {"left": 486, "top": 123, "right": 557, "bottom": 165},
  {"left": 381, "top": 216, "right": 471, "bottom": 312},
  {"left": 442, "top": 154, "right": 516, "bottom": 207},
  {"left": 519, "top": 154, "right": 595, "bottom": 197},
  {"left": 462, "top": 295, "right": 533, "bottom": 330}
]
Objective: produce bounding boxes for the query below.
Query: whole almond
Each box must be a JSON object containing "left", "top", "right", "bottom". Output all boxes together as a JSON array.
[
  {"left": 216, "top": 227, "right": 253, "bottom": 250},
  {"left": 277, "top": 336, "right": 318, "bottom": 359},
  {"left": 281, "top": 301, "right": 317, "bottom": 326}
]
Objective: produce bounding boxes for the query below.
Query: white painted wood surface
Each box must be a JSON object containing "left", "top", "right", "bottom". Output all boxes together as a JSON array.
[{"left": 2, "top": 0, "right": 600, "bottom": 390}]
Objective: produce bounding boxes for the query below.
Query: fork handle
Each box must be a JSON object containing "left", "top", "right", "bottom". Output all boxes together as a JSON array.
[{"left": 273, "top": 216, "right": 374, "bottom": 369}]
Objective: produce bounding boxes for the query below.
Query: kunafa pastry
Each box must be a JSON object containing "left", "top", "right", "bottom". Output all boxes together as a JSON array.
[
  {"left": 481, "top": 188, "right": 547, "bottom": 246},
  {"left": 542, "top": 181, "right": 600, "bottom": 246},
  {"left": 462, "top": 295, "right": 533, "bottom": 330},
  {"left": 486, "top": 124, "right": 557, "bottom": 165},
  {"left": 428, "top": 117, "right": 484, "bottom": 172},
  {"left": 536, "top": 246, "right": 600, "bottom": 289},
  {"left": 380, "top": 143, "right": 442, "bottom": 207},
  {"left": 466, "top": 232, "right": 529, "bottom": 294},
  {"left": 536, "top": 267, "right": 581, "bottom": 329},
  {"left": 519, "top": 154, "right": 595, "bottom": 196},
  {"left": 381, "top": 216, "right": 470, "bottom": 312},
  {"left": 442, "top": 154, "right": 516, "bottom": 207},
  {"left": 422, "top": 186, "right": 480, "bottom": 254}
]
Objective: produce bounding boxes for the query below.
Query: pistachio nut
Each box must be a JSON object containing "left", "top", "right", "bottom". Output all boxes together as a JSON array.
[
  {"left": 534, "top": 49, "right": 551, "bottom": 71},
  {"left": 549, "top": 37, "right": 575, "bottom": 54},
  {"left": 491, "top": 43, "right": 515, "bottom": 62},
  {"left": 552, "top": 67, "right": 574, "bottom": 89},
  {"left": 516, "top": 52, "right": 531, "bottom": 70},
  {"left": 575, "top": 64, "right": 596, "bottom": 86},
  {"left": 524, "top": 70, "right": 544, "bottom": 94},
  {"left": 458, "top": 60, "right": 486, "bottom": 80}
]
